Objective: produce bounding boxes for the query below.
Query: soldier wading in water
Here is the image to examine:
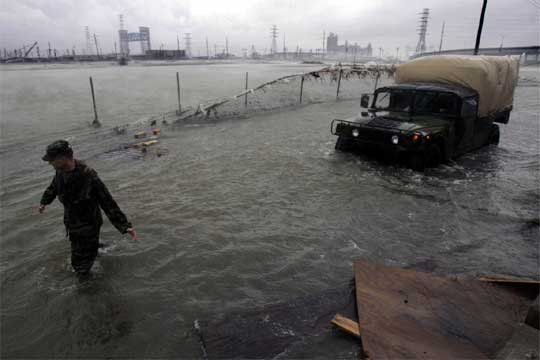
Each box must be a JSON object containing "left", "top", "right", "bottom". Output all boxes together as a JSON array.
[{"left": 39, "top": 140, "right": 137, "bottom": 275}]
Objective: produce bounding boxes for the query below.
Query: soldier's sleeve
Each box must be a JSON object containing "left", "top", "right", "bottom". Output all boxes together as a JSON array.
[
  {"left": 40, "top": 177, "right": 57, "bottom": 205},
  {"left": 92, "top": 172, "right": 132, "bottom": 234}
]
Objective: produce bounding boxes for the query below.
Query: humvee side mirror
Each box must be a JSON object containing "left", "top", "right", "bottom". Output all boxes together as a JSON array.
[{"left": 360, "top": 94, "right": 370, "bottom": 108}]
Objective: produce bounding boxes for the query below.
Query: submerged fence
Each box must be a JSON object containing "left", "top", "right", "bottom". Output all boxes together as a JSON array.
[
  {"left": 86, "top": 63, "right": 396, "bottom": 134},
  {"left": 80, "top": 63, "right": 396, "bottom": 159},
  {"left": 167, "top": 64, "right": 396, "bottom": 124}
]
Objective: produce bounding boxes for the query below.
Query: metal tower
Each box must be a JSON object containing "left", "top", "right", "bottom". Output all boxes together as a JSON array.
[
  {"left": 184, "top": 33, "right": 192, "bottom": 58},
  {"left": 270, "top": 25, "right": 278, "bottom": 55},
  {"left": 415, "top": 8, "right": 429, "bottom": 55},
  {"left": 85, "top": 26, "right": 93, "bottom": 55},
  {"left": 118, "top": 14, "right": 129, "bottom": 55}
]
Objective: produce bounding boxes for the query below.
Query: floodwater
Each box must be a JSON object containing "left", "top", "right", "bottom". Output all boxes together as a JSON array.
[{"left": 1, "top": 61, "right": 539, "bottom": 358}]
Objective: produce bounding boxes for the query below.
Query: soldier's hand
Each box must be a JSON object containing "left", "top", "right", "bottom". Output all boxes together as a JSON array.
[
  {"left": 126, "top": 228, "right": 138, "bottom": 241},
  {"left": 38, "top": 204, "right": 46, "bottom": 214}
]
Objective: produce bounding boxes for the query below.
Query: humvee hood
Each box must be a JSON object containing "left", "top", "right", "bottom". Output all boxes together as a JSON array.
[{"left": 346, "top": 113, "right": 449, "bottom": 133}]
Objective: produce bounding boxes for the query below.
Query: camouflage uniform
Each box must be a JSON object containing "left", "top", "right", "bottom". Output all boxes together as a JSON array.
[{"left": 41, "top": 160, "right": 131, "bottom": 274}]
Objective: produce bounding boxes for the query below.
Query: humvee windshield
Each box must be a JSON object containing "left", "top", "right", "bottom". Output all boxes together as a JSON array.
[{"left": 373, "top": 90, "right": 460, "bottom": 117}]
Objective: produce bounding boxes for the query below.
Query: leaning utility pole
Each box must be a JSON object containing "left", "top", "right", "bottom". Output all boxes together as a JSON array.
[
  {"left": 93, "top": 33, "right": 100, "bottom": 60},
  {"left": 439, "top": 21, "right": 445, "bottom": 52},
  {"left": 474, "top": 0, "right": 488, "bottom": 55}
]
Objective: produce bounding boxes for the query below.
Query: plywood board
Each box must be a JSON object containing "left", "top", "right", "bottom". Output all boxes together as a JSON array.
[{"left": 354, "top": 259, "right": 535, "bottom": 359}]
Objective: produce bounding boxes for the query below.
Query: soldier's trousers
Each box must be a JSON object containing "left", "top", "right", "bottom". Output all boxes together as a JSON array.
[{"left": 69, "top": 229, "right": 100, "bottom": 274}]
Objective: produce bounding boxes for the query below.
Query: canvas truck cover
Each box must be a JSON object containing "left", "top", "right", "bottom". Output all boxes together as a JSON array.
[{"left": 395, "top": 55, "right": 520, "bottom": 117}]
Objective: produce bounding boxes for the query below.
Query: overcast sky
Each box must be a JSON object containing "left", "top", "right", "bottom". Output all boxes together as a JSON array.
[{"left": 1, "top": 0, "right": 539, "bottom": 57}]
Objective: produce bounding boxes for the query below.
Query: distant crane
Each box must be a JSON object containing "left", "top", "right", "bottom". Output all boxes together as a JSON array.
[{"left": 23, "top": 41, "right": 38, "bottom": 58}]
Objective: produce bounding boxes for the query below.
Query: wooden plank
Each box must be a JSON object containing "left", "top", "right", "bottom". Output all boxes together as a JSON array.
[
  {"left": 133, "top": 140, "right": 159, "bottom": 148},
  {"left": 478, "top": 275, "right": 540, "bottom": 285},
  {"left": 331, "top": 313, "right": 361, "bottom": 338},
  {"left": 354, "top": 259, "right": 535, "bottom": 360},
  {"left": 134, "top": 131, "right": 146, "bottom": 139}
]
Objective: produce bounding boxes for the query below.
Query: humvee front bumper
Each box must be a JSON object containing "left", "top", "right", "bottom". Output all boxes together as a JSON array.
[{"left": 331, "top": 119, "right": 422, "bottom": 156}]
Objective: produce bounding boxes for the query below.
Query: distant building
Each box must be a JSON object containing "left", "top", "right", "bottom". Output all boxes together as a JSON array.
[
  {"left": 326, "top": 32, "right": 372, "bottom": 57},
  {"left": 144, "top": 49, "right": 185, "bottom": 59},
  {"left": 118, "top": 26, "right": 151, "bottom": 55}
]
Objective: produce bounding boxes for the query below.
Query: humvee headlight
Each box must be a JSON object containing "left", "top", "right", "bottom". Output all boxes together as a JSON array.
[
  {"left": 412, "top": 133, "right": 421, "bottom": 142},
  {"left": 391, "top": 135, "right": 399, "bottom": 145},
  {"left": 352, "top": 128, "right": 359, "bottom": 137}
]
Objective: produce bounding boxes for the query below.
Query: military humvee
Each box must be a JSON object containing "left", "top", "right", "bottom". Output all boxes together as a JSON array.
[{"left": 331, "top": 55, "right": 519, "bottom": 170}]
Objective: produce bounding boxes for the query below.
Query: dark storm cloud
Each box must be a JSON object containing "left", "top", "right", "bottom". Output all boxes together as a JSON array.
[{"left": 0, "top": 0, "right": 538, "bottom": 56}]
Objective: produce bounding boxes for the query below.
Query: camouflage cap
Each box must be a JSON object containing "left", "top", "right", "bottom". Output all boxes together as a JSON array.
[{"left": 42, "top": 140, "right": 73, "bottom": 161}]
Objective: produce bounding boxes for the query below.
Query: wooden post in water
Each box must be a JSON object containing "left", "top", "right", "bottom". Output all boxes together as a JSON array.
[
  {"left": 89, "top": 76, "right": 100, "bottom": 126},
  {"left": 336, "top": 67, "right": 343, "bottom": 99},
  {"left": 299, "top": 75, "right": 305, "bottom": 104},
  {"left": 176, "top": 72, "right": 182, "bottom": 114},
  {"left": 244, "top": 72, "right": 249, "bottom": 108}
]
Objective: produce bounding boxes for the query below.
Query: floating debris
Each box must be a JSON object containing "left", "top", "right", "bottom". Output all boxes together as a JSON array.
[
  {"left": 133, "top": 140, "right": 158, "bottom": 148},
  {"left": 113, "top": 125, "right": 127, "bottom": 135},
  {"left": 351, "top": 259, "right": 538, "bottom": 359},
  {"left": 134, "top": 131, "right": 146, "bottom": 139}
]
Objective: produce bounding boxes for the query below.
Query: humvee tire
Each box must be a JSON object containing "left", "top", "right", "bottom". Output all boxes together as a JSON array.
[
  {"left": 410, "top": 144, "right": 441, "bottom": 171},
  {"left": 488, "top": 124, "right": 500, "bottom": 146},
  {"left": 335, "top": 136, "right": 353, "bottom": 152},
  {"left": 425, "top": 144, "right": 442, "bottom": 168}
]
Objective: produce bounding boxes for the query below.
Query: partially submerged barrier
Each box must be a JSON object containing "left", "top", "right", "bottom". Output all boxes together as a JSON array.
[{"left": 172, "top": 64, "right": 395, "bottom": 123}]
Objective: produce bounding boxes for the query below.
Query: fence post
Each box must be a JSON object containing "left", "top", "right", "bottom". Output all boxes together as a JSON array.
[
  {"left": 176, "top": 72, "right": 182, "bottom": 114},
  {"left": 373, "top": 71, "right": 380, "bottom": 93},
  {"left": 89, "top": 76, "right": 100, "bottom": 126},
  {"left": 245, "top": 72, "right": 248, "bottom": 108},
  {"left": 336, "top": 67, "right": 343, "bottom": 99},
  {"left": 299, "top": 75, "right": 304, "bottom": 104}
]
